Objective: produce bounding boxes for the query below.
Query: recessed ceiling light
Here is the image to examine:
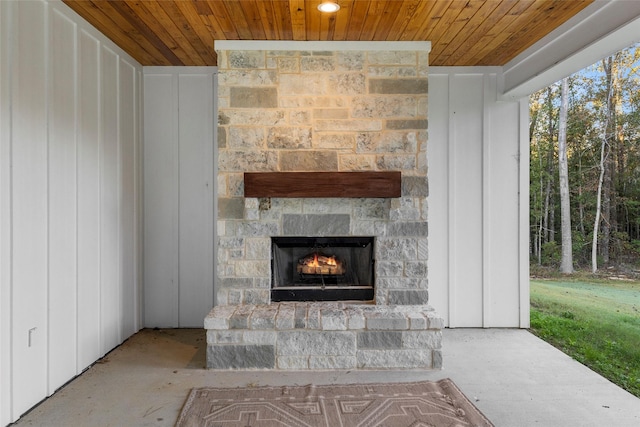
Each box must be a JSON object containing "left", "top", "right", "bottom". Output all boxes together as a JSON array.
[{"left": 318, "top": 2, "right": 340, "bottom": 13}]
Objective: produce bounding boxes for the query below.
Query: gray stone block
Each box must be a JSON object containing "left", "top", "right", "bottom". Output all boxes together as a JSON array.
[
  {"left": 215, "top": 331, "right": 243, "bottom": 344},
  {"left": 377, "top": 238, "right": 417, "bottom": 261},
  {"left": 229, "top": 51, "right": 265, "bottom": 69},
  {"left": 267, "top": 127, "right": 312, "bottom": 149},
  {"left": 388, "top": 290, "right": 429, "bottom": 305},
  {"left": 218, "top": 277, "right": 253, "bottom": 289},
  {"left": 230, "top": 87, "right": 277, "bottom": 108},
  {"left": 229, "top": 312, "right": 249, "bottom": 329},
  {"left": 366, "top": 313, "right": 408, "bottom": 330},
  {"left": 276, "top": 305, "right": 295, "bottom": 330},
  {"left": 369, "top": 78, "right": 428, "bottom": 94},
  {"left": 314, "top": 119, "right": 382, "bottom": 132},
  {"left": 277, "top": 356, "right": 308, "bottom": 370},
  {"left": 320, "top": 309, "right": 347, "bottom": 331},
  {"left": 351, "top": 97, "right": 417, "bottom": 119},
  {"left": 309, "top": 356, "right": 357, "bottom": 369},
  {"left": 307, "top": 306, "right": 321, "bottom": 329},
  {"left": 249, "top": 306, "right": 277, "bottom": 329},
  {"left": 204, "top": 305, "right": 236, "bottom": 329},
  {"left": 433, "top": 349, "right": 443, "bottom": 369},
  {"left": 279, "top": 150, "right": 338, "bottom": 171},
  {"left": 402, "top": 176, "right": 428, "bottom": 197},
  {"left": 301, "top": 56, "right": 335, "bottom": 71},
  {"left": 417, "top": 238, "right": 428, "bottom": 260},
  {"left": 357, "top": 349, "right": 431, "bottom": 369},
  {"left": 346, "top": 309, "right": 365, "bottom": 330},
  {"left": 243, "top": 289, "right": 269, "bottom": 305},
  {"left": 336, "top": 51, "right": 365, "bottom": 71},
  {"left": 402, "top": 331, "right": 442, "bottom": 349},
  {"left": 405, "top": 261, "right": 428, "bottom": 277},
  {"left": 426, "top": 312, "right": 445, "bottom": 329},
  {"left": 228, "top": 126, "right": 266, "bottom": 149},
  {"left": 388, "top": 222, "right": 428, "bottom": 237},
  {"left": 219, "top": 150, "right": 278, "bottom": 172},
  {"left": 386, "top": 119, "right": 428, "bottom": 130},
  {"left": 218, "top": 126, "right": 227, "bottom": 148},
  {"left": 377, "top": 261, "right": 404, "bottom": 277},
  {"left": 228, "top": 305, "right": 254, "bottom": 329},
  {"left": 353, "top": 199, "right": 390, "bottom": 220},
  {"left": 237, "top": 221, "right": 280, "bottom": 237},
  {"left": 313, "top": 109, "right": 350, "bottom": 120},
  {"left": 303, "top": 198, "right": 352, "bottom": 214},
  {"left": 357, "top": 331, "right": 403, "bottom": 349},
  {"left": 294, "top": 305, "right": 307, "bottom": 328},
  {"left": 376, "top": 154, "right": 416, "bottom": 171},
  {"left": 277, "top": 331, "right": 356, "bottom": 356},
  {"left": 207, "top": 345, "right": 275, "bottom": 369},
  {"left": 218, "top": 198, "right": 245, "bottom": 219},
  {"left": 282, "top": 214, "right": 350, "bottom": 236},
  {"left": 331, "top": 73, "right": 366, "bottom": 95},
  {"left": 218, "top": 237, "right": 245, "bottom": 249},
  {"left": 408, "top": 314, "right": 427, "bottom": 330},
  {"left": 243, "top": 331, "right": 277, "bottom": 345}
]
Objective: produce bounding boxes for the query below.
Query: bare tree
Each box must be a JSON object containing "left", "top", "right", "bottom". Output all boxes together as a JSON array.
[
  {"left": 592, "top": 57, "right": 615, "bottom": 273},
  {"left": 558, "top": 77, "right": 573, "bottom": 273}
]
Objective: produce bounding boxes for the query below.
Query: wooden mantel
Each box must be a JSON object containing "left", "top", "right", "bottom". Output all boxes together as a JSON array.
[{"left": 244, "top": 171, "right": 401, "bottom": 198}]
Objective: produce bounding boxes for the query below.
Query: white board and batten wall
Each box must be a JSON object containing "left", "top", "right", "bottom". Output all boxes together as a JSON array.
[
  {"left": 143, "top": 67, "right": 216, "bottom": 328},
  {"left": 428, "top": 67, "right": 530, "bottom": 328},
  {"left": 0, "top": 1, "right": 143, "bottom": 424}
]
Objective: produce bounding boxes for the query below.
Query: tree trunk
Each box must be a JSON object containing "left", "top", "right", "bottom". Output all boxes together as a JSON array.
[
  {"left": 558, "top": 77, "right": 573, "bottom": 273},
  {"left": 578, "top": 153, "right": 585, "bottom": 237},
  {"left": 593, "top": 139, "right": 607, "bottom": 273},
  {"left": 592, "top": 57, "right": 615, "bottom": 273},
  {"left": 602, "top": 150, "right": 612, "bottom": 264},
  {"left": 544, "top": 86, "right": 555, "bottom": 245}
]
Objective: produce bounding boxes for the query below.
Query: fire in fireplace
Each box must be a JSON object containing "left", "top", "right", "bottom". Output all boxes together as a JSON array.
[
  {"left": 297, "top": 252, "right": 344, "bottom": 275},
  {"left": 271, "top": 236, "right": 374, "bottom": 302}
]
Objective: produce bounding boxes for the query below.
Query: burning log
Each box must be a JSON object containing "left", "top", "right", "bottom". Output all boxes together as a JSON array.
[{"left": 297, "top": 252, "right": 345, "bottom": 275}]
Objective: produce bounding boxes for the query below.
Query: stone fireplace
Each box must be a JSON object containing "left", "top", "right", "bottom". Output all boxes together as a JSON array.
[
  {"left": 271, "top": 236, "right": 375, "bottom": 302},
  {"left": 206, "top": 41, "right": 442, "bottom": 370}
]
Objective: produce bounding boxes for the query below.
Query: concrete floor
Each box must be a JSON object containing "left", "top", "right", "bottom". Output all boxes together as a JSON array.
[{"left": 11, "top": 328, "right": 640, "bottom": 427}]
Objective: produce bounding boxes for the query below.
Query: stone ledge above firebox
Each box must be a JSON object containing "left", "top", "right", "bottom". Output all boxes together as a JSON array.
[{"left": 205, "top": 302, "right": 443, "bottom": 370}]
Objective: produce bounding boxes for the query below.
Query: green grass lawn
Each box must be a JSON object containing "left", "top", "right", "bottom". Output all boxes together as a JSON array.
[{"left": 530, "top": 278, "right": 640, "bottom": 397}]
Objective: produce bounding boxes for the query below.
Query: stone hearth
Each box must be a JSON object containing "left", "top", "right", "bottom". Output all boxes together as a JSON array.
[
  {"left": 207, "top": 41, "right": 441, "bottom": 370},
  {"left": 206, "top": 303, "right": 442, "bottom": 369}
]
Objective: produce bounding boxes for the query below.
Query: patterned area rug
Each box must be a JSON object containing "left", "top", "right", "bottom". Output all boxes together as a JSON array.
[{"left": 176, "top": 378, "right": 493, "bottom": 427}]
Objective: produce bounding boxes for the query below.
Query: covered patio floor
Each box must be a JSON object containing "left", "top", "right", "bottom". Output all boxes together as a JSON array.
[{"left": 12, "top": 328, "right": 640, "bottom": 426}]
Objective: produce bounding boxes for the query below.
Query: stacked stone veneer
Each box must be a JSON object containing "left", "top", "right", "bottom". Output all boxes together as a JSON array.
[
  {"left": 206, "top": 302, "right": 442, "bottom": 369},
  {"left": 210, "top": 42, "right": 441, "bottom": 370}
]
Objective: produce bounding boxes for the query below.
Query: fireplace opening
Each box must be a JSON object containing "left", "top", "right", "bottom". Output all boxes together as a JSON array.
[{"left": 271, "top": 236, "right": 374, "bottom": 302}]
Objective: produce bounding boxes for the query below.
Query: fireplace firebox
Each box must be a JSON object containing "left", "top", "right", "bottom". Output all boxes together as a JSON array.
[{"left": 271, "top": 237, "right": 374, "bottom": 302}]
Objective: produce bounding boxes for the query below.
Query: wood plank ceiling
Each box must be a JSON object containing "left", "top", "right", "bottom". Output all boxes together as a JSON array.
[{"left": 62, "top": 0, "right": 593, "bottom": 67}]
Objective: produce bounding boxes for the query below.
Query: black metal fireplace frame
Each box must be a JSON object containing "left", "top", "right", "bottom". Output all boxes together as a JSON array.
[{"left": 271, "top": 236, "right": 375, "bottom": 302}]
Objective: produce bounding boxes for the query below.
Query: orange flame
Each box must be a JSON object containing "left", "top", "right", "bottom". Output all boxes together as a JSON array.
[{"left": 304, "top": 253, "right": 338, "bottom": 267}]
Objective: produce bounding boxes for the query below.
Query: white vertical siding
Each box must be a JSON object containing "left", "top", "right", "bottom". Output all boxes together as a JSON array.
[
  {"left": 428, "top": 67, "right": 529, "bottom": 328},
  {"left": 48, "top": 7, "right": 78, "bottom": 393},
  {"left": 100, "top": 46, "right": 121, "bottom": 353},
  {"left": 178, "top": 74, "right": 215, "bottom": 327},
  {"left": 0, "top": 1, "right": 143, "bottom": 424},
  {"left": 76, "top": 28, "right": 102, "bottom": 372},
  {"left": 144, "top": 67, "right": 215, "bottom": 328},
  {"left": 10, "top": 0, "right": 49, "bottom": 415},
  {"left": 0, "top": 1, "right": 12, "bottom": 423},
  {"left": 119, "top": 60, "right": 139, "bottom": 339},
  {"left": 143, "top": 73, "right": 179, "bottom": 327}
]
